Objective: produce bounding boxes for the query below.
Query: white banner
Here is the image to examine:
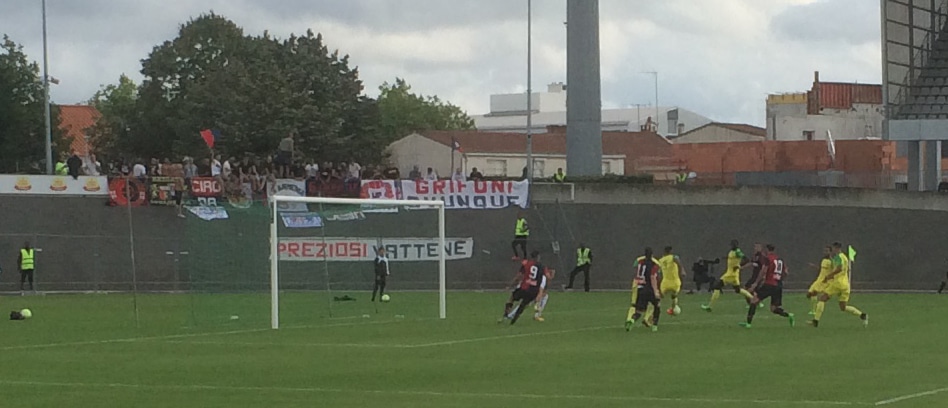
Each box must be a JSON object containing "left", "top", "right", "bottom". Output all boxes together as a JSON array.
[
  {"left": 268, "top": 179, "right": 308, "bottom": 212},
  {"left": 186, "top": 206, "right": 229, "bottom": 221},
  {"left": 278, "top": 237, "right": 474, "bottom": 262},
  {"left": 360, "top": 180, "right": 529, "bottom": 209},
  {"left": 281, "top": 213, "right": 323, "bottom": 228},
  {"left": 0, "top": 175, "right": 108, "bottom": 196}
]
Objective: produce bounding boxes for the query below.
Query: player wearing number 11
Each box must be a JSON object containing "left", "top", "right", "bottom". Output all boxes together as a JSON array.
[{"left": 626, "top": 248, "right": 662, "bottom": 332}]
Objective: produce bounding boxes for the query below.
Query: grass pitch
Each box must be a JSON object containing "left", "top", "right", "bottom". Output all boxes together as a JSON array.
[{"left": 0, "top": 291, "right": 945, "bottom": 407}]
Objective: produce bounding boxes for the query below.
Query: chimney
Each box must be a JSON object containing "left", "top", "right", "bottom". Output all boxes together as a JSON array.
[
  {"left": 677, "top": 123, "right": 685, "bottom": 135},
  {"left": 814, "top": 71, "right": 820, "bottom": 84}
]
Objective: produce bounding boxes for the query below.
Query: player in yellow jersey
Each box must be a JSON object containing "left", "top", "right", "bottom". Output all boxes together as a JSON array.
[
  {"left": 810, "top": 242, "right": 868, "bottom": 328},
  {"left": 805, "top": 246, "right": 834, "bottom": 316},
  {"left": 701, "top": 239, "right": 754, "bottom": 312},
  {"left": 626, "top": 252, "right": 660, "bottom": 328},
  {"left": 659, "top": 246, "right": 685, "bottom": 316}
]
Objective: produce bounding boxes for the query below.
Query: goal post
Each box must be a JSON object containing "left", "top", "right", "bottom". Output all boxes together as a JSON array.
[{"left": 269, "top": 195, "right": 447, "bottom": 329}]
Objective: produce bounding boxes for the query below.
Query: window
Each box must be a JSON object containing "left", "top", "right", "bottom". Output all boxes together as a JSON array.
[
  {"left": 532, "top": 160, "right": 545, "bottom": 178},
  {"left": 803, "top": 130, "right": 815, "bottom": 141},
  {"left": 485, "top": 159, "right": 508, "bottom": 176},
  {"left": 667, "top": 109, "right": 679, "bottom": 135},
  {"left": 602, "top": 161, "right": 612, "bottom": 175}
]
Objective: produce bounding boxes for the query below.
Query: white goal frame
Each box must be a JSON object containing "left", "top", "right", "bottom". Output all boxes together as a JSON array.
[{"left": 269, "top": 196, "right": 446, "bottom": 329}]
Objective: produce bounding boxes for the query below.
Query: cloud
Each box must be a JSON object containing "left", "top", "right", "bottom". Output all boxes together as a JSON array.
[
  {"left": 0, "top": 0, "right": 882, "bottom": 127},
  {"left": 771, "top": 0, "right": 880, "bottom": 45}
]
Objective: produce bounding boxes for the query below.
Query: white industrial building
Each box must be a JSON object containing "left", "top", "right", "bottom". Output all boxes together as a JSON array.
[
  {"left": 767, "top": 72, "right": 884, "bottom": 141},
  {"left": 472, "top": 83, "right": 714, "bottom": 138}
]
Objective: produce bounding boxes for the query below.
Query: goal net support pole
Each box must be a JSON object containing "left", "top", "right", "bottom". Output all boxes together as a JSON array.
[{"left": 269, "top": 196, "right": 447, "bottom": 329}]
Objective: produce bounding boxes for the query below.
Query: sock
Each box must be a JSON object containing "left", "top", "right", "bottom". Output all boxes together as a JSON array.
[
  {"left": 746, "top": 303, "right": 758, "bottom": 324},
  {"left": 815, "top": 301, "right": 826, "bottom": 321},
  {"left": 651, "top": 303, "right": 661, "bottom": 326},
  {"left": 709, "top": 289, "right": 721, "bottom": 307},
  {"left": 626, "top": 306, "right": 636, "bottom": 321},
  {"left": 844, "top": 305, "right": 863, "bottom": 317},
  {"left": 772, "top": 307, "right": 790, "bottom": 318},
  {"left": 645, "top": 304, "right": 654, "bottom": 323},
  {"left": 503, "top": 302, "right": 513, "bottom": 318},
  {"left": 810, "top": 297, "right": 818, "bottom": 313},
  {"left": 537, "top": 294, "right": 548, "bottom": 312},
  {"left": 631, "top": 311, "right": 642, "bottom": 322},
  {"left": 673, "top": 296, "right": 679, "bottom": 308},
  {"left": 738, "top": 288, "right": 754, "bottom": 300},
  {"left": 939, "top": 282, "right": 946, "bottom": 293},
  {"left": 510, "top": 302, "right": 527, "bottom": 324}
]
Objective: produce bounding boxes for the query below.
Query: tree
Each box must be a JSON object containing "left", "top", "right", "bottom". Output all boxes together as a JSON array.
[
  {"left": 133, "top": 13, "right": 379, "bottom": 164},
  {"left": 0, "top": 35, "right": 62, "bottom": 173},
  {"left": 88, "top": 74, "right": 138, "bottom": 159},
  {"left": 377, "top": 78, "right": 475, "bottom": 145}
]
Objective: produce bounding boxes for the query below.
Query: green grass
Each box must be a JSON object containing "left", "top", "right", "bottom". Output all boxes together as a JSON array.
[{"left": 0, "top": 291, "right": 945, "bottom": 407}]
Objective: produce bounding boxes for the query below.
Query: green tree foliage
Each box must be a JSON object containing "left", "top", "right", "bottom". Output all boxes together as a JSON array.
[
  {"left": 377, "top": 78, "right": 475, "bottom": 145},
  {"left": 0, "top": 35, "right": 62, "bottom": 173},
  {"left": 85, "top": 13, "right": 473, "bottom": 166},
  {"left": 88, "top": 74, "right": 138, "bottom": 159}
]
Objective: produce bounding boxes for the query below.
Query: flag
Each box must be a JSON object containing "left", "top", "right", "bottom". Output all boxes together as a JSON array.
[
  {"left": 848, "top": 245, "right": 857, "bottom": 263},
  {"left": 452, "top": 138, "right": 462, "bottom": 152},
  {"left": 200, "top": 129, "right": 221, "bottom": 148}
]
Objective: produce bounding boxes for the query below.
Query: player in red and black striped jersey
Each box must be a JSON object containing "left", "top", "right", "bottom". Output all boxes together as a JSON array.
[
  {"left": 499, "top": 251, "right": 549, "bottom": 324},
  {"left": 625, "top": 247, "right": 662, "bottom": 332},
  {"left": 740, "top": 244, "right": 795, "bottom": 328}
]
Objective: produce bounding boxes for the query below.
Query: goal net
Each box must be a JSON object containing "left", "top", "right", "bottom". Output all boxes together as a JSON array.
[{"left": 268, "top": 196, "right": 446, "bottom": 329}]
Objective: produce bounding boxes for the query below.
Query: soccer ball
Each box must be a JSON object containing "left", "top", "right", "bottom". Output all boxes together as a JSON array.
[
  {"left": 20, "top": 309, "right": 32, "bottom": 319},
  {"left": 673, "top": 305, "right": 681, "bottom": 315},
  {"left": 381, "top": 294, "right": 391, "bottom": 303}
]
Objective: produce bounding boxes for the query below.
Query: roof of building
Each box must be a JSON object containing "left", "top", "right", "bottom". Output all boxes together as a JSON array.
[
  {"left": 472, "top": 106, "right": 714, "bottom": 136},
  {"left": 677, "top": 122, "right": 766, "bottom": 138},
  {"left": 57, "top": 105, "right": 100, "bottom": 156},
  {"left": 413, "top": 129, "right": 676, "bottom": 173}
]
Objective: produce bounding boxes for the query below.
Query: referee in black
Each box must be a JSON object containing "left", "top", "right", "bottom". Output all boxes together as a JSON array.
[{"left": 371, "top": 247, "right": 390, "bottom": 302}]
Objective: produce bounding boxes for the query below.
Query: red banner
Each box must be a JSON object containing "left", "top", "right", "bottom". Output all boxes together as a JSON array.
[
  {"left": 306, "top": 178, "right": 360, "bottom": 198},
  {"left": 190, "top": 177, "right": 222, "bottom": 198},
  {"left": 108, "top": 177, "right": 148, "bottom": 207}
]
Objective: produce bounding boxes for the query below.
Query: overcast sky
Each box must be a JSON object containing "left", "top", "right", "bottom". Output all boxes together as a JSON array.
[{"left": 1, "top": 0, "right": 880, "bottom": 126}]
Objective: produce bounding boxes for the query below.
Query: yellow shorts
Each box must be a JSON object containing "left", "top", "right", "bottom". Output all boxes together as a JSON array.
[
  {"left": 808, "top": 280, "right": 827, "bottom": 294},
  {"left": 661, "top": 281, "right": 681, "bottom": 296},
  {"left": 721, "top": 273, "right": 741, "bottom": 287},
  {"left": 823, "top": 282, "right": 851, "bottom": 303}
]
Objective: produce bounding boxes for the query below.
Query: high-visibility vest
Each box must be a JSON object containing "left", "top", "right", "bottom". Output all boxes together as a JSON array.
[
  {"left": 515, "top": 218, "right": 529, "bottom": 237},
  {"left": 576, "top": 248, "right": 591, "bottom": 266},
  {"left": 554, "top": 172, "right": 566, "bottom": 182},
  {"left": 676, "top": 173, "right": 687, "bottom": 184},
  {"left": 21, "top": 248, "right": 34, "bottom": 270},
  {"left": 55, "top": 161, "right": 67, "bottom": 175}
]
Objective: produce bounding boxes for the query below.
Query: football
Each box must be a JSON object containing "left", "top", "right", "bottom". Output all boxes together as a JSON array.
[
  {"left": 673, "top": 305, "right": 681, "bottom": 315},
  {"left": 21, "top": 309, "right": 32, "bottom": 319},
  {"left": 381, "top": 294, "right": 391, "bottom": 302}
]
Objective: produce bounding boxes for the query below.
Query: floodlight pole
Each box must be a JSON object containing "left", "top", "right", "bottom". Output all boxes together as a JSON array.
[
  {"left": 42, "top": 0, "right": 53, "bottom": 174},
  {"left": 526, "top": 0, "right": 534, "bottom": 182}
]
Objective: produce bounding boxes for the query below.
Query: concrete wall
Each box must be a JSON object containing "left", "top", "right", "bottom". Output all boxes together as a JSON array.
[
  {"left": 3, "top": 184, "right": 948, "bottom": 293},
  {"left": 773, "top": 105, "right": 884, "bottom": 141},
  {"left": 463, "top": 154, "right": 625, "bottom": 178},
  {"left": 674, "top": 126, "right": 765, "bottom": 144}
]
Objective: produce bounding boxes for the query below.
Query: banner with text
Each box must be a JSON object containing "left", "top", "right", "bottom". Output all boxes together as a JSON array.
[
  {"left": 281, "top": 213, "right": 323, "bottom": 228},
  {"left": 149, "top": 177, "right": 178, "bottom": 206},
  {"left": 278, "top": 237, "right": 474, "bottom": 262},
  {"left": 360, "top": 179, "right": 529, "bottom": 209},
  {"left": 0, "top": 175, "right": 108, "bottom": 196},
  {"left": 268, "top": 179, "right": 308, "bottom": 212}
]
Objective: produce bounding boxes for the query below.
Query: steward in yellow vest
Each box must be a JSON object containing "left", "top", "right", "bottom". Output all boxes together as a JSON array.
[{"left": 565, "top": 244, "right": 593, "bottom": 292}]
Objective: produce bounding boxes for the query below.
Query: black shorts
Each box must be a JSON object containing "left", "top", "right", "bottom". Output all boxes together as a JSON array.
[
  {"left": 755, "top": 284, "right": 783, "bottom": 306},
  {"left": 513, "top": 235, "right": 528, "bottom": 243},
  {"left": 512, "top": 287, "right": 539, "bottom": 303},
  {"left": 174, "top": 190, "right": 183, "bottom": 205},
  {"left": 374, "top": 275, "right": 387, "bottom": 285},
  {"left": 745, "top": 272, "right": 760, "bottom": 288},
  {"left": 634, "top": 287, "right": 660, "bottom": 310},
  {"left": 276, "top": 151, "right": 291, "bottom": 166}
]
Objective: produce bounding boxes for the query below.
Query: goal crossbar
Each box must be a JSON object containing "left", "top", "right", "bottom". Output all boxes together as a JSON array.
[{"left": 269, "top": 196, "right": 447, "bottom": 329}]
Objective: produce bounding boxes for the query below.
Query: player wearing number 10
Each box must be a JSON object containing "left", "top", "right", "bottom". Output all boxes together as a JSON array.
[{"left": 740, "top": 244, "right": 794, "bottom": 328}]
